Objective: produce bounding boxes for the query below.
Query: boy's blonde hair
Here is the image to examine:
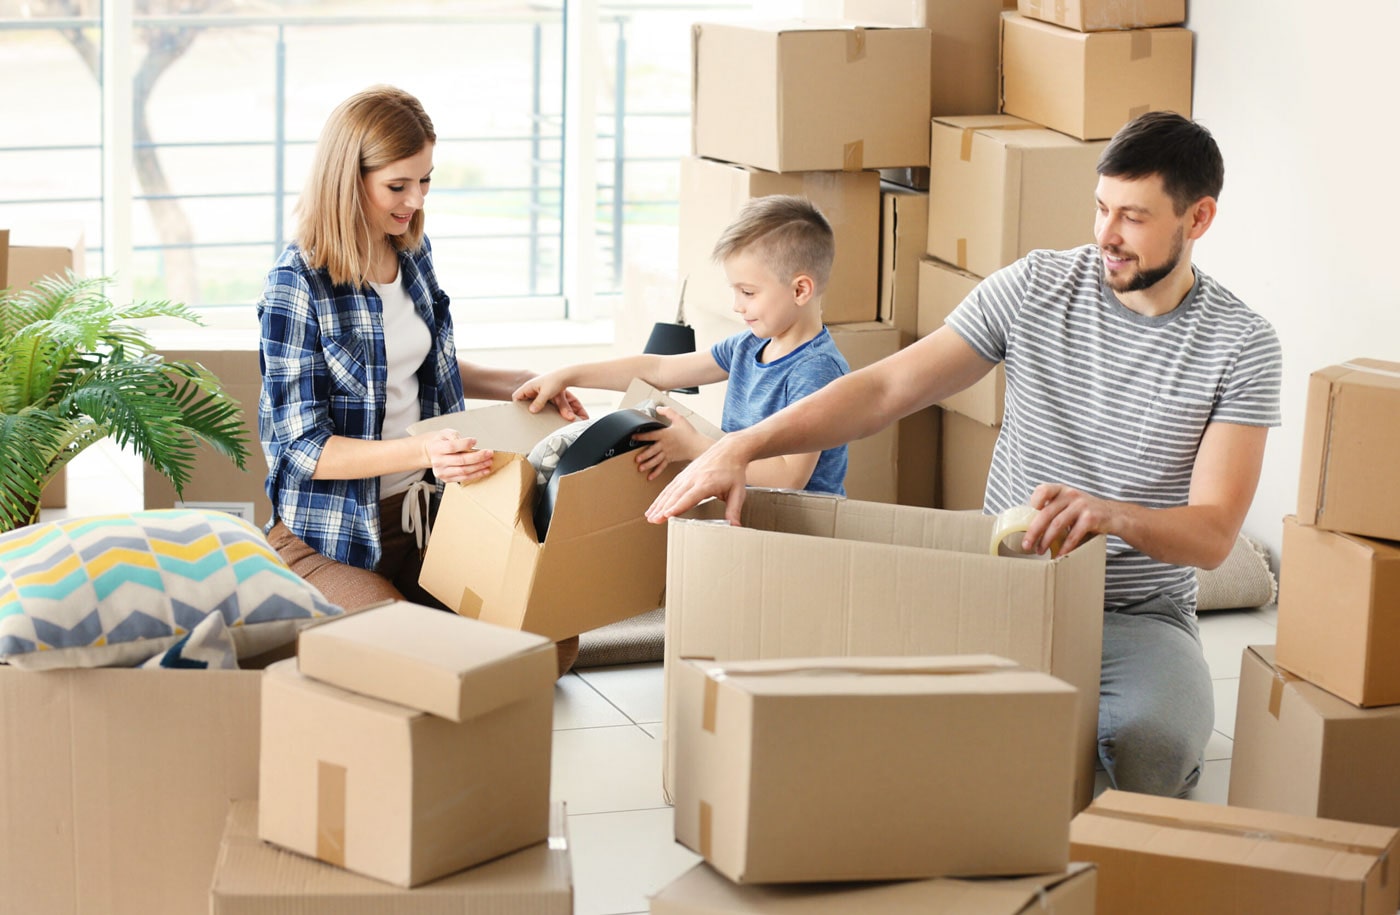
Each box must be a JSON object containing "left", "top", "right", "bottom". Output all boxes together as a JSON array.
[
  {"left": 711, "top": 195, "right": 835, "bottom": 294},
  {"left": 295, "top": 85, "right": 436, "bottom": 287}
]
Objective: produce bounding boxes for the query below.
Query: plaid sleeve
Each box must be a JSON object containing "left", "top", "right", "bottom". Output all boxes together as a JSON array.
[{"left": 257, "top": 262, "right": 335, "bottom": 488}]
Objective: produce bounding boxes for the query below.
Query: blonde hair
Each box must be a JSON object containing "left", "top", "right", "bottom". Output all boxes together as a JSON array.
[
  {"left": 295, "top": 85, "right": 436, "bottom": 287},
  {"left": 710, "top": 195, "right": 835, "bottom": 294}
]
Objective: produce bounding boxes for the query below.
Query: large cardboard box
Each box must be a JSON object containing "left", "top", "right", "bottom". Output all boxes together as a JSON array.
[
  {"left": 841, "top": 0, "right": 1013, "bottom": 118},
  {"left": 258, "top": 657, "right": 553, "bottom": 887},
  {"left": 1017, "top": 0, "right": 1185, "bottom": 31},
  {"left": 1275, "top": 516, "right": 1400, "bottom": 708},
  {"left": 678, "top": 157, "right": 881, "bottom": 326},
  {"left": 4, "top": 224, "right": 86, "bottom": 509},
  {"left": 877, "top": 183, "right": 928, "bottom": 337},
  {"left": 1229, "top": 645, "right": 1400, "bottom": 829},
  {"left": 691, "top": 21, "right": 932, "bottom": 173},
  {"left": 1296, "top": 359, "right": 1400, "bottom": 542},
  {"left": 926, "top": 114, "right": 1105, "bottom": 279},
  {"left": 143, "top": 335, "right": 270, "bottom": 527},
  {"left": 296, "top": 600, "right": 558, "bottom": 723},
  {"left": 1071, "top": 789, "right": 1400, "bottom": 915},
  {"left": 917, "top": 256, "right": 1004, "bottom": 425},
  {"left": 0, "top": 666, "right": 261, "bottom": 915},
  {"left": 212, "top": 800, "right": 572, "bottom": 914},
  {"left": 828, "top": 322, "right": 901, "bottom": 503},
  {"left": 940, "top": 408, "right": 999, "bottom": 510},
  {"left": 663, "top": 491, "right": 1106, "bottom": 812},
  {"left": 651, "top": 860, "right": 1097, "bottom": 913},
  {"left": 1000, "top": 12, "right": 1194, "bottom": 142},
  {"left": 672, "top": 655, "right": 1078, "bottom": 882},
  {"left": 415, "top": 384, "right": 719, "bottom": 640}
]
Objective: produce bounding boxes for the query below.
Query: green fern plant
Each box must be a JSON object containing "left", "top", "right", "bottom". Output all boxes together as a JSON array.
[{"left": 0, "top": 272, "right": 250, "bottom": 532}]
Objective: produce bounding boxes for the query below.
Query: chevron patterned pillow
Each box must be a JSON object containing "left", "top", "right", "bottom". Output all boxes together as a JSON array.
[{"left": 0, "top": 509, "right": 343, "bottom": 670}]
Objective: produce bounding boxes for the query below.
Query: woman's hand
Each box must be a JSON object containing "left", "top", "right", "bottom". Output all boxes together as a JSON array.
[{"left": 421, "top": 429, "right": 495, "bottom": 484}]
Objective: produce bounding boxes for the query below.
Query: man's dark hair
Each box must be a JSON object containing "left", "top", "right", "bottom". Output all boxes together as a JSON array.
[{"left": 1096, "top": 111, "right": 1224, "bottom": 215}]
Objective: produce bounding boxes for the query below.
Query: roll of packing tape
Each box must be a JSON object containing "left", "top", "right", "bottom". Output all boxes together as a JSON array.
[{"left": 989, "top": 504, "right": 1064, "bottom": 560}]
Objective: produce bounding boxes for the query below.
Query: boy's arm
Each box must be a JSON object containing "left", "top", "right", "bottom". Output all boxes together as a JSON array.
[
  {"left": 513, "top": 351, "right": 727, "bottom": 411},
  {"left": 744, "top": 451, "right": 821, "bottom": 491}
]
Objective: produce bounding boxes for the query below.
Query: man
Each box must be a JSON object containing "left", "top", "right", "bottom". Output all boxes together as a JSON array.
[{"left": 647, "top": 111, "right": 1282, "bottom": 797}]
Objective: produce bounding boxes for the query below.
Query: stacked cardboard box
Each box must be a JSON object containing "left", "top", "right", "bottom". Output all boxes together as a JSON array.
[
  {"left": 1229, "top": 359, "right": 1400, "bottom": 827},
  {"left": 245, "top": 601, "right": 570, "bottom": 904},
  {"left": 1071, "top": 789, "right": 1400, "bottom": 914}
]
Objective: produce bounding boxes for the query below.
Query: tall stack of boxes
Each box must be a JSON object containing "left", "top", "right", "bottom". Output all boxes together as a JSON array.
[
  {"left": 1228, "top": 359, "right": 1400, "bottom": 829},
  {"left": 652, "top": 653, "right": 1098, "bottom": 910},
  {"left": 208, "top": 601, "right": 572, "bottom": 911}
]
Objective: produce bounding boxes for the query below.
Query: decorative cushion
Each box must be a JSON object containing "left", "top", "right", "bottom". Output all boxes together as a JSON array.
[
  {"left": 0, "top": 509, "right": 343, "bottom": 670},
  {"left": 1196, "top": 534, "right": 1277, "bottom": 612}
]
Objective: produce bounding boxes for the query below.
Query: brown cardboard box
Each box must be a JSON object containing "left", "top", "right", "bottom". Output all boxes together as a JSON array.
[
  {"left": 212, "top": 800, "right": 572, "bottom": 914},
  {"left": 1000, "top": 12, "right": 1194, "bottom": 142},
  {"left": 1017, "top": 0, "right": 1185, "bottom": 31},
  {"left": 1071, "top": 789, "right": 1400, "bottom": 915},
  {"left": 651, "top": 860, "right": 1097, "bottom": 913},
  {"left": 828, "top": 322, "right": 901, "bottom": 503},
  {"left": 4, "top": 224, "right": 86, "bottom": 509},
  {"left": 672, "top": 655, "right": 1078, "bottom": 882},
  {"left": 1229, "top": 645, "right": 1400, "bottom": 829},
  {"left": 897, "top": 403, "right": 940, "bottom": 509},
  {"left": 926, "top": 114, "right": 1105, "bottom": 279},
  {"left": 1275, "top": 516, "right": 1400, "bottom": 708},
  {"left": 296, "top": 600, "right": 558, "bottom": 723},
  {"left": 258, "top": 657, "right": 553, "bottom": 888},
  {"left": 841, "top": 0, "right": 1013, "bottom": 118},
  {"left": 678, "top": 157, "right": 881, "bottom": 326},
  {"left": 917, "top": 257, "right": 1004, "bottom": 425},
  {"left": 1296, "top": 359, "right": 1400, "bottom": 542},
  {"left": 662, "top": 490, "right": 1106, "bottom": 812},
  {"left": 940, "top": 408, "right": 999, "bottom": 510},
  {"left": 692, "top": 21, "right": 932, "bottom": 173},
  {"left": 414, "top": 384, "right": 719, "bottom": 641},
  {"left": 143, "top": 336, "right": 270, "bottom": 527},
  {"left": 0, "top": 666, "right": 261, "bottom": 915},
  {"left": 877, "top": 183, "right": 928, "bottom": 336}
]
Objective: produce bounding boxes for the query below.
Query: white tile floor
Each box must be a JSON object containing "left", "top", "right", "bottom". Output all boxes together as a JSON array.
[{"left": 48, "top": 441, "right": 1278, "bottom": 915}]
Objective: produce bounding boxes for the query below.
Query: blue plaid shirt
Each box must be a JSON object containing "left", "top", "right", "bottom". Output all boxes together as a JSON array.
[{"left": 257, "top": 238, "right": 465, "bottom": 570}]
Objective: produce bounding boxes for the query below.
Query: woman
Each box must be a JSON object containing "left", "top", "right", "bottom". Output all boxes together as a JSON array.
[{"left": 257, "top": 85, "right": 585, "bottom": 673}]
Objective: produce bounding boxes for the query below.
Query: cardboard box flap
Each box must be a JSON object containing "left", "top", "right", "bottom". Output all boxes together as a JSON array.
[
  {"left": 1323, "top": 358, "right": 1400, "bottom": 389},
  {"left": 545, "top": 448, "right": 670, "bottom": 542},
  {"left": 694, "top": 654, "right": 1022, "bottom": 679},
  {"left": 295, "top": 601, "right": 557, "bottom": 722},
  {"left": 1075, "top": 790, "right": 1400, "bottom": 880},
  {"left": 409, "top": 400, "right": 571, "bottom": 456}
]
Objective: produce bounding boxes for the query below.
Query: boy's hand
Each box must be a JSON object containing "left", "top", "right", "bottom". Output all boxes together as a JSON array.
[
  {"left": 512, "top": 372, "right": 589, "bottom": 421},
  {"left": 421, "top": 430, "right": 496, "bottom": 484},
  {"left": 631, "top": 407, "right": 712, "bottom": 481}
]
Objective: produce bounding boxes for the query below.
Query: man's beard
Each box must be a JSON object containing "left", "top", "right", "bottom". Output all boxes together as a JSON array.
[{"left": 1104, "top": 225, "right": 1184, "bottom": 293}]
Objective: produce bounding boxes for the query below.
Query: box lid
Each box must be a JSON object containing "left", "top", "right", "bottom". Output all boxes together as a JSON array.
[
  {"left": 409, "top": 400, "right": 572, "bottom": 456},
  {"left": 296, "top": 601, "right": 557, "bottom": 722}
]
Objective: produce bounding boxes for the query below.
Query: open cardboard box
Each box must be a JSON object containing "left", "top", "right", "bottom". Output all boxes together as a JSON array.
[{"left": 413, "top": 381, "right": 720, "bottom": 640}]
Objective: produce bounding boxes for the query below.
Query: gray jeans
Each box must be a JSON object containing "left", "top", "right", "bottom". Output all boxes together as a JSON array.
[{"left": 1098, "top": 592, "right": 1214, "bottom": 797}]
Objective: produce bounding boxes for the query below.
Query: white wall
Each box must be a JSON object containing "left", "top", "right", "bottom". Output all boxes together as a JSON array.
[{"left": 1188, "top": 4, "right": 1400, "bottom": 564}]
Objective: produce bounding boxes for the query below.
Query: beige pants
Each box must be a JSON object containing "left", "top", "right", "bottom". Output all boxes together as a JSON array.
[{"left": 265, "top": 490, "right": 443, "bottom": 612}]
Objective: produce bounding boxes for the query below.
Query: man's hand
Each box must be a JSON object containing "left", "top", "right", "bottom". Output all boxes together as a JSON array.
[
  {"left": 645, "top": 432, "right": 751, "bottom": 525},
  {"left": 631, "top": 406, "right": 713, "bottom": 480},
  {"left": 421, "top": 430, "right": 496, "bottom": 484},
  {"left": 1023, "top": 483, "right": 1120, "bottom": 557}
]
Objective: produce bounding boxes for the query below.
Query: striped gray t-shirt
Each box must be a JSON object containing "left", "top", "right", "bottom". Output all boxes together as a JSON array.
[{"left": 946, "top": 245, "right": 1282, "bottom": 612}]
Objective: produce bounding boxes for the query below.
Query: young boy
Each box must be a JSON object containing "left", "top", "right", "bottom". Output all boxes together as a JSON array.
[{"left": 513, "top": 194, "right": 849, "bottom": 494}]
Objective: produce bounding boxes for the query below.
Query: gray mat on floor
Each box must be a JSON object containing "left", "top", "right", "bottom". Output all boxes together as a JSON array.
[{"left": 576, "top": 607, "right": 664, "bottom": 668}]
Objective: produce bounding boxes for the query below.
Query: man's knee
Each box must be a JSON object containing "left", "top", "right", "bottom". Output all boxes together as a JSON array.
[{"left": 1100, "top": 716, "right": 1204, "bottom": 798}]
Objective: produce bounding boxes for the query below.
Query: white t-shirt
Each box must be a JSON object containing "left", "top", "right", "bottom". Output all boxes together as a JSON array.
[{"left": 371, "top": 269, "right": 432, "bottom": 498}]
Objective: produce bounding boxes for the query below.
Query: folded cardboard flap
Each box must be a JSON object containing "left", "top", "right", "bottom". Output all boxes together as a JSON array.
[{"left": 409, "top": 400, "right": 570, "bottom": 456}]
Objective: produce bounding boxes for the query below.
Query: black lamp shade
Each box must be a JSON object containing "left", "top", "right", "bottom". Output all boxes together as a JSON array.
[{"left": 643, "top": 322, "right": 699, "bottom": 394}]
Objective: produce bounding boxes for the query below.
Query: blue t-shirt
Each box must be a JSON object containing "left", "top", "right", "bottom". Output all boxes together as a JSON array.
[{"left": 710, "top": 327, "right": 849, "bottom": 495}]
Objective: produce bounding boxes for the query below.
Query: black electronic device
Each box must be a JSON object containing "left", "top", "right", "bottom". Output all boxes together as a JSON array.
[{"left": 531, "top": 408, "right": 667, "bottom": 542}]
